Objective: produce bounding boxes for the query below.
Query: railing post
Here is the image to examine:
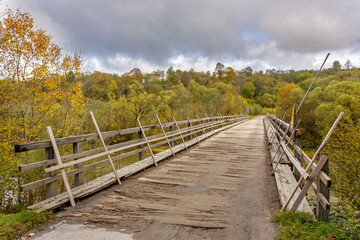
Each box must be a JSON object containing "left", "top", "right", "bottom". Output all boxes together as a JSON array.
[
  {"left": 317, "top": 155, "right": 330, "bottom": 221},
  {"left": 169, "top": 125, "right": 174, "bottom": 147},
  {"left": 187, "top": 121, "right": 192, "bottom": 141},
  {"left": 138, "top": 130, "right": 144, "bottom": 161},
  {"left": 45, "top": 147, "right": 57, "bottom": 198},
  {"left": 73, "top": 142, "right": 84, "bottom": 187},
  {"left": 293, "top": 130, "right": 301, "bottom": 181}
]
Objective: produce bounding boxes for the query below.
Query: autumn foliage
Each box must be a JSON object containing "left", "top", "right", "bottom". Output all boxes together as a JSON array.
[{"left": 0, "top": 9, "right": 359, "bottom": 211}]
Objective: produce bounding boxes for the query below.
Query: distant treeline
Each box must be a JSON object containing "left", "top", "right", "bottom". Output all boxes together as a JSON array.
[{"left": 1, "top": 8, "right": 359, "bottom": 211}]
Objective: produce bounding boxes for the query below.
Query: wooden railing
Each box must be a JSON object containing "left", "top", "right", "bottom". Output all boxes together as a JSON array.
[
  {"left": 264, "top": 115, "right": 331, "bottom": 221},
  {"left": 15, "top": 115, "right": 248, "bottom": 212}
]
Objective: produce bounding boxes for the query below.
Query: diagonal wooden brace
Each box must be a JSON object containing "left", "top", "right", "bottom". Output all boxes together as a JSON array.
[
  {"left": 137, "top": 119, "right": 158, "bottom": 166},
  {"left": 289, "top": 154, "right": 329, "bottom": 211},
  {"left": 187, "top": 116, "right": 199, "bottom": 143},
  {"left": 90, "top": 112, "right": 121, "bottom": 185},
  {"left": 156, "top": 114, "right": 175, "bottom": 156},
  {"left": 196, "top": 114, "right": 208, "bottom": 138},
  {"left": 173, "top": 116, "right": 188, "bottom": 149},
  {"left": 46, "top": 126, "right": 76, "bottom": 207},
  {"left": 205, "top": 113, "right": 215, "bottom": 135}
]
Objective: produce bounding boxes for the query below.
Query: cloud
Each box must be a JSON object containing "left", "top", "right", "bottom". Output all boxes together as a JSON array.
[{"left": 6, "top": 0, "right": 360, "bottom": 73}]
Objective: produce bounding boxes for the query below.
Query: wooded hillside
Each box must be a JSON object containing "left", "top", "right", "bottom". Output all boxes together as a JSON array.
[{"left": 1, "top": 9, "right": 359, "bottom": 211}]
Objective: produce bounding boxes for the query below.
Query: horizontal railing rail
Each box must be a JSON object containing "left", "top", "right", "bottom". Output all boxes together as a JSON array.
[
  {"left": 264, "top": 115, "right": 331, "bottom": 221},
  {"left": 15, "top": 114, "right": 248, "bottom": 211}
]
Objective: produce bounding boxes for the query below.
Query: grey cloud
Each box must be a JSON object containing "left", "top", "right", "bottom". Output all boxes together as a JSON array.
[{"left": 9, "top": 0, "right": 360, "bottom": 72}]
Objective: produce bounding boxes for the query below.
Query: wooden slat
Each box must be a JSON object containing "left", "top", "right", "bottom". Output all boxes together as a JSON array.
[
  {"left": 266, "top": 116, "right": 331, "bottom": 187},
  {"left": 47, "top": 126, "right": 75, "bottom": 207},
  {"left": 21, "top": 117, "right": 247, "bottom": 192},
  {"left": 27, "top": 119, "right": 245, "bottom": 212}
]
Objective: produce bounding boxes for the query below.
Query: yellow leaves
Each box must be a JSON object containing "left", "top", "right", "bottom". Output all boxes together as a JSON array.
[{"left": 0, "top": 9, "right": 85, "bottom": 141}]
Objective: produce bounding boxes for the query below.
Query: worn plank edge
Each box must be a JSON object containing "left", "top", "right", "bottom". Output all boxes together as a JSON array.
[{"left": 28, "top": 119, "right": 247, "bottom": 212}]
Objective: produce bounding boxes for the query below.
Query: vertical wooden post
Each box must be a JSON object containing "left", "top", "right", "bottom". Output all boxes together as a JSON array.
[
  {"left": 187, "top": 121, "right": 192, "bottom": 141},
  {"left": 317, "top": 156, "right": 330, "bottom": 221},
  {"left": 138, "top": 130, "right": 144, "bottom": 161},
  {"left": 169, "top": 125, "right": 174, "bottom": 147},
  {"left": 293, "top": 130, "right": 301, "bottom": 181},
  {"left": 45, "top": 147, "right": 58, "bottom": 198},
  {"left": 73, "top": 142, "right": 84, "bottom": 187}
]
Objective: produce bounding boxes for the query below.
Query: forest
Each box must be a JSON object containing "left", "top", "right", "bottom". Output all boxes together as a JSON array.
[{"left": 0, "top": 9, "right": 359, "bottom": 213}]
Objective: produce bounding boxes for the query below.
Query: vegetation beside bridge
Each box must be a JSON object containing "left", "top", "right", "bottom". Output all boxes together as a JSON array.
[{"left": 0, "top": 8, "right": 359, "bottom": 239}]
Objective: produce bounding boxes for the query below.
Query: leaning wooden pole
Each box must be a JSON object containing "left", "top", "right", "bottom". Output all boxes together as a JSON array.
[
  {"left": 296, "top": 53, "right": 330, "bottom": 115},
  {"left": 156, "top": 114, "right": 175, "bottom": 156},
  {"left": 47, "top": 126, "right": 76, "bottom": 207},
  {"left": 90, "top": 112, "right": 121, "bottom": 185},
  {"left": 282, "top": 111, "right": 343, "bottom": 211},
  {"left": 137, "top": 118, "right": 158, "bottom": 166},
  {"left": 271, "top": 118, "right": 301, "bottom": 164},
  {"left": 196, "top": 114, "right": 208, "bottom": 138},
  {"left": 187, "top": 116, "right": 199, "bottom": 143},
  {"left": 173, "top": 116, "right": 188, "bottom": 149},
  {"left": 205, "top": 113, "right": 215, "bottom": 135},
  {"left": 269, "top": 112, "right": 286, "bottom": 143},
  {"left": 272, "top": 119, "right": 301, "bottom": 174}
]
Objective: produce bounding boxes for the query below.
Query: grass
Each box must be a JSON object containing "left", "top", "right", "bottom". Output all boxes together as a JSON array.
[
  {"left": 249, "top": 115, "right": 265, "bottom": 119},
  {"left": 273, "top": 209, "right": 360, "bottom": 240},
  {"left": 0, "top": 209, "right": 51, "bottom": 240}
]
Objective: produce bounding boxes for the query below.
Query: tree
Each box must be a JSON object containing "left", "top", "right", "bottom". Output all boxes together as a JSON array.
[
  {"left": 344, "top": 59, "right": 352, "bottom": 70},
  {"left": 332, "top": 60, "right": 341, "bottom": 72},
  {"left": 126, "top": 83, "right": 157, "bottom": 125},
  {"left": 241, "top": 82, "right": 256, "bottom": 99},
  {"left": 0, "top": 9, "right": 63, "bottom": 142},
  {"left": 0, "top": 9, "right": 85, "bottom": 208},
  {"left": 214, "top": 62, "right": 225, "bottom": 80},
  {"left": 240, "top": 66, "right": 253, "bottom": 77},
  {"left": 256, "top": 93, "right": 275, "bottom": 108},
  {"left": 276, "top": 83, "right": 304, "bottom": 120},
  {"left": 224, "top": 67, "right": 237, "bottom": 84}
]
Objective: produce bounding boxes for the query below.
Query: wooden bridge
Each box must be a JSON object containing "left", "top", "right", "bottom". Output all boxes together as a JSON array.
[{"left": 15, "top": 114, "right": 331, "bottom": 239}]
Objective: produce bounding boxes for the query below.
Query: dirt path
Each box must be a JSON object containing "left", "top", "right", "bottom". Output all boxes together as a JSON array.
[{"left": 31, "top": 117, "right": 280, "bottom": 240}]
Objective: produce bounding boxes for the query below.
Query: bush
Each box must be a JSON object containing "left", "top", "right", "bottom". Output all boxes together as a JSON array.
[
  {"left": 273, "top": 210, "right": 360, "bottom": 239},
  {"left": 325, "top": 122, "right": 360, "bottom": 210}
]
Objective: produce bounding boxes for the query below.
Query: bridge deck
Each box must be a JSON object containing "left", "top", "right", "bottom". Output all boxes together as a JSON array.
[{"left": 43, "top": 117, "right": 280, "bottom": 239}]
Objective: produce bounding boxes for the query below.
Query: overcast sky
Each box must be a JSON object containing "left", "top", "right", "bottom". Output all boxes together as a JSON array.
[{"left": 4, "top": 0, "right": 360, "bottom": 74}]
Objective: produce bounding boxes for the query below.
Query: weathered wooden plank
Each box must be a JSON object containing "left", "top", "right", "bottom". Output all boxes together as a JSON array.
[
  {"left": 265, "top": 117, "right": 313, "bottom": 215},
  {"left": 27, "top": 120, "right": 245, "bottom": 212},
  {"left": 22, "top": 118, "right": 242, "bottom": 193},
  {"left": 19, "top": 118, "right": 223, "bottom": 171},
  {"left": 279, "top": 141, "right": 309, "bottom": 180},
  {"left": 15, "top": 116, "right": 241, "bottom": 152},
  {"left": 267, "top": 116, "right": 331, "bottom": 187}
]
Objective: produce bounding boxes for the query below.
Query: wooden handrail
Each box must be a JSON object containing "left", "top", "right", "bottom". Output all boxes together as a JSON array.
[{"left": 16, "top": 115, "right": 248, "bottom": 195}]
